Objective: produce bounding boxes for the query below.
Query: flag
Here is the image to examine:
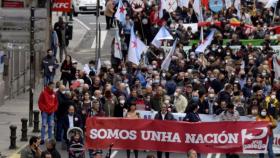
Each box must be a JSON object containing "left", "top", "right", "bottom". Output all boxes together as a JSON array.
[
  {"left": 195, "top": 29, "right": 216, "bottom": 54},
  {"left": 159, "top": 0, "right": 167, "bottom": 18},
  {"left": 161, "top": 38, "right": 178, "bottom": 71},
  {"left": 114, "top": 31, "right": 123, "bottom": 59},
  {"left": 178, "top": 0, "right": 189, "bottom": 8},
  {"left": 115, "top": 0, "right": 126, "bottom": 24},
  {"left": 83, "top": 64, "right": 91, "bottom": 75},
  {"left": 225, "top": 0, "right": 233, "bottom": 9},
  {"left": 128, "top": 26, "right": 148, "bottom": 65},
  {"left": 193, "top": 0, "right": 204, "bottom": 21},
  {"left": 151, "top": 26, "right": 173, "bottom": 48},
  {"left": 273, "top": 55, "right": 280, "bottom": 80},
  {"left": 234, "top": 0, "right": 241, "bottom": 18},
  {"left": 265, "top": 0, "right": 278, "bottom": 8},
  {"left": 201, "top": 0, "right": 209, "bottom": 9},
  {"left": 96, "top": 58, "right": 101, "bottom": 75}
]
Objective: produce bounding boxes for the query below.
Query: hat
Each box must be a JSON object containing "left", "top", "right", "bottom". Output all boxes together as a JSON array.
[{"left": 89, "top": 71, "right": 96, "bottom": 76}]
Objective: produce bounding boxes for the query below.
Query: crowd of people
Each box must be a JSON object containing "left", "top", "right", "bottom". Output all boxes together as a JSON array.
[{"left": 21, "top": 0, "right": 280, "bottom": 158}]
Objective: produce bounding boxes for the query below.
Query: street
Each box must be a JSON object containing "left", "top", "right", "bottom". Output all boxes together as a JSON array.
[{"left": 67, "top": 14, "right": 115, "bottom": 65}]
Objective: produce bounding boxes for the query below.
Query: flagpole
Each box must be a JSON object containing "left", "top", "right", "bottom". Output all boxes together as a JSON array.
[
  {"left": 200, "top": 0, "right": 204, "bottom": 42},
  {"left": 272, "top": 3, "right": 277, "bottom": 24},
  {"left": 95, "top": 0, "right": 100, "bottom": 63},
  {"left": 139, "top": 16, "right": 147, "bottom": 44},
  {"left": 98, "top": 23, "right": 101, "bottom": 60}
]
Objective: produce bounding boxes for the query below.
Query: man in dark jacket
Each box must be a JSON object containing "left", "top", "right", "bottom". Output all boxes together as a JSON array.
[
  {"left": 41, "top": 50, "right": 59, "bottom": 86},
  {"left": 55, "top": 85, "right": 74, "bottom": 141},
  {"left": 154, "top": 104, "right": 175, "bottom": 158},
  {"left": 150, "top": 86, "right": 164, "bottom": 111},
  {"left": 20, "top": 136, "right": 41, "bottom": 158},
  {"left": 62, "top": 105, "right": 83, "bottom": 143},
  {"left": 165, "top": 75, "right": 177, "bottom": 96},
  {"left": 54, "top": 17, "right": 68, "bottom": 62}
]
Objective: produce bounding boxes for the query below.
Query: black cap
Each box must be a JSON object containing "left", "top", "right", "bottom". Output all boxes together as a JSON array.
[{"left": 89, "top": 71, "right": 96, "bottom": 76}]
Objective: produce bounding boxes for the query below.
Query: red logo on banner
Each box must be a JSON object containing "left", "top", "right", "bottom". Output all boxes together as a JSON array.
[
  {"left": 52, "top": 0, "right": 71, "bottom": 12},
  {"left": 241, "top": 127, "right": 268, "bottom": 153}
]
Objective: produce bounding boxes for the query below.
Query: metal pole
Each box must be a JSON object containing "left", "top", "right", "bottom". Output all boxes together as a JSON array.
[
  {"left": 95, "top": 0, "right": 100, "bottom": 63},
  {"left": 29, "top": 7, "right": 35, "bottom": 127},
  {"left": 98, "top": 23, "right": 101, "bottom": 59}
]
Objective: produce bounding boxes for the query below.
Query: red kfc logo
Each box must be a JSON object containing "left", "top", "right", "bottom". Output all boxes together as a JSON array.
[{"left": 52, "top": 0, "right": 71, "bottom": 12}]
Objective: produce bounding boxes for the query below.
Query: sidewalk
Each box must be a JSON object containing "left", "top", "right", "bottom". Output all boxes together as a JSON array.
[{"left": 2, "top": 13, "right": 86, "bottom": 158}]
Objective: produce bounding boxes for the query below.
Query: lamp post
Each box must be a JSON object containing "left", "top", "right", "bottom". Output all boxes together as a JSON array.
[
  {"left": 29, "top": 7, "right": 35, "bottom": 127},
  {"left": 95, "top": 0, "right": 100, "bottom": 63}
]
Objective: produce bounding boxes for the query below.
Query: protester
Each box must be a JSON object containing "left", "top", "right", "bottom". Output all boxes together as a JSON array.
[
  {"left": 21, "top": 136, "right": 41, "bottom": 158},
  {"left": 50, "top": 27, "right": 59, "bottom": 59},
  {"left": 187, "top": 149, "right": 197, "bottom": 158},
  {"left": 41, "top": 50, "right": 59, "bottom": 86},
  {"left": 219, "top": 103, "right": 240, "bottom": 158},
  {"left": 42, "top": 139, "right": 61, "bottom": 158},
  {"left": 173, "top": 87, "right": 188, "bottom": 113},
  {"left": 183, "top": 101, "right": 201, "bottom": 122},
  {"left": 62, "top": 105, "right": 83, "bottom": 144},
  {"left": 125, "top": 102, "right": 139, "bottom": 158},
  {"left": 256, "top": 107, "right": 277, "bottom": 158},
  {"left": 105, "top": 0, "right": 115, "bottom": 30},
  {"left": 55, "top": 85, "right": 73, "bottom": 141},
  {"left": 54, "top": 16, "right": 67, "bottom": 62},
  {"left": 219, "top": 103, "right": 240, "bottom": 121},
  {"left": 38, "top": 82, "right": 58, "bottom": 144},
  {"left": 154, "top": 104, "right": 175, "bottom": 158},
  {"left": 60, "top": 55, "right": 74, "bottom": 87}
]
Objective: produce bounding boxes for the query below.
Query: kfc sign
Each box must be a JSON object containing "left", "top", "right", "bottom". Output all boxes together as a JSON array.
[{"left": 52, "top": 0, "right": 71, "bottom": 12}]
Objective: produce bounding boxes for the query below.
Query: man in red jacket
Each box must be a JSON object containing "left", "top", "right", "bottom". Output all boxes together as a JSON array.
[{"left": 38, "top": 82, "right": 58, "bottom": 144}]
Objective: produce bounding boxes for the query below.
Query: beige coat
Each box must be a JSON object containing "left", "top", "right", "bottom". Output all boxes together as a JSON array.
[
  {"left": 105, "top": 0, "right": 115, "bottom": 17},
  {"left": 174, "top": 95, "right": 188, "bottom": 113}
]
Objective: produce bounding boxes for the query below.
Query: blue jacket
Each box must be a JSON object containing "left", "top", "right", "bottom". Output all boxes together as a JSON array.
[{"left": 165, "top": 80, "right": 177, "bottom": 95}]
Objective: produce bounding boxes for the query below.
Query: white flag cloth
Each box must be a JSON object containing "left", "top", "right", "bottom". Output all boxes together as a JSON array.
[
  {"left": 115, "top": 0, "right": 126, "bottom": 24},
  {"left": 96, "top": 58, "right": 101, "bottom": 75},
  {"left": 265, "top": 0, "right": 278, "bottom": 8},
  {"left": 234, "top": 0, "right": 241, "bottom": 18},
  {"left": 114, "top": 31, "right": 123, "bottom": 59},
  {"left": 151, "top": 26, "right": 173, "bottom": 48},
  {"left": 178, "top": 0, "right": 189, "bottom": 8},
  {"left": 195, "top": 29, "right": 216, "bottom": 54},
  {"left": 225, "top": 0, "right": 233, "bottom": 9},
  {"left": 83, "top": 64, "right": 91, "bottom": 75},
  {"left": 128, "top": 27, "right": 148, "bottom": 65},
  {"left": 159, "top": 0, "right": 167, "bottom": 18},
  {"left": 193, "top": 0, "right": 203, "bottom": 21},
  {"left": 273, "top": 55, "right": 280, "bottom": 80},
  {"left": 161, "top": 39, "right": 178, "bottom": 71}
]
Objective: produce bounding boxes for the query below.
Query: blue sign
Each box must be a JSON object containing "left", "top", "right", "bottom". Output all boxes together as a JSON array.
[{"left": 209, "top": 0, "right": 223, "bottom": 13}]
